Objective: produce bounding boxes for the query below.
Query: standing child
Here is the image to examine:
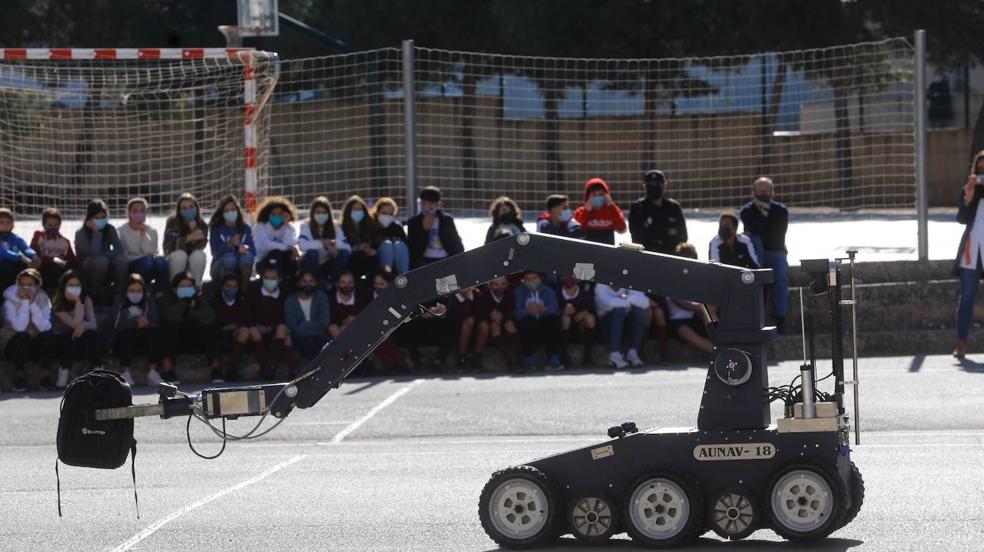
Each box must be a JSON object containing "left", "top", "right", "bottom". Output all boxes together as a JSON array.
[
  {"left": 248, "top": 263, "right": 295, "bottom": 380},
  {"left": 0, "top": 208, "right": 39, "bottom": 291},
  {"left": 31, "top": 207, "right": 76, "bottom": 292},
  {"left": 208, "top": 194, "right": 256, "bottom": 285},
  {"left": 113, "top": 274, "right": 160, "bottom": 387},
  {"left": 163, "top": 193, "right": 208, "bottom": 286},
  {"left": 213, "top": 273, "right": 264, "bottom": 383},
  {"left": 1, "top": 268, "right": 52, "bottom": 391},
  {"left": 573, "top": 177, "right": 627, "bottom": 245},
  {"left": 298, "top": 196, "right": 350, "bottom": 286},
  {"left": 118, "top": 197, "right": 169, "bottom": 294},
  {"left": 371, "top": 197, "right": 409, "bottom": 275},
  {"left": 253, "top": 196, "right": 300, "bottom": 283},
  {"left": 49, "top": 271, "right": 104, "bottom": 381},
  {"left": 157, "top": 272, "right": 219, "bottom": 384},
  {"left": 474, "top": 276, "right": 520, "bottom": 370},
  {"left": 407, "top": 186, "right": 464, "bottom": 268}
]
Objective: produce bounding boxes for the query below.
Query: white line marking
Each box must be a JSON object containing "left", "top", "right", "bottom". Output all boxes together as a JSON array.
[
  {"left": 330, "top": 380, "right": 423, "bottom": 444},
  {"left": 111, "top": 454, "right": 306, "bottom": 552}
]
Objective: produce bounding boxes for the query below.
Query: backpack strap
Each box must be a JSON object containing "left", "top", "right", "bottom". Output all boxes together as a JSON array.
[
  {"left": 56, "top": 458, "right": 62, "bottom": 517},
  {"left": 131, "top": 440, "right": 139, "bottom": 519}
]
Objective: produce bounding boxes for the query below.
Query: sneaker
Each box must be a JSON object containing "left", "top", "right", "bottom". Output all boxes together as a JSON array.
[
  {"left": 210, "top": 367, "right": 225, "bottom": 384},
  {"left": 626, "top": 349, "right": 645, "bottom": 367},
  {"left": 120, "top": 369, "right": 135, "bottom": 387},
  {"left": 55, "top": 367, "right": 71, "bottom": 389},
  {"left": 609, "top": 351, "right": 629, "bottom": 369},
  {"left": 522, "top": 355, "right": 537, "bottom": 371},
  {"left": 11, "top": 374, "right": 27, "bottom": 393},
  {"left": 546, "top": 354, "right": 564, "bottom": 371},
  {"left": 146, "top": 368, "right": 163, "bottom": 387}
]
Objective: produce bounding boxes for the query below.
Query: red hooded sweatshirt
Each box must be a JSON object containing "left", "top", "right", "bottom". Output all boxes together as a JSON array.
[{"left": 573, "top": 177, "right": 627, "bottom": 245}]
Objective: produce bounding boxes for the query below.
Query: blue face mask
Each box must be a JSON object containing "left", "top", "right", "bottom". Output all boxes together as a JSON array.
[
  {"left": 222, "top": 287, "right": 238, "bottom": 299},
  {"left": 93, "top": 217, "right": 108, "bottom": 230},
  {"left": 176, "top": 286, "right": 196, "bottom": 299},
  {"left": 350, "top": 210, "right": 365, "bottom": 223},
  {"left": 590, "top": 196, "right": 606, "bottom": 208},
  {"left": 557, "top": 209, "right": 572, "bottom": 222},
  {"left": 262, "top": 278, "right": 279, "bottom": 291},
  {"left": 269, "top": 215, "right": 285, "bottom": 228},
  {"left": 223, "top": 210, "right": 239, "bottom": 223},
  {"left": 180, "top": 207, "right": 198, "bottom": 221},
  {"left": 313, "top": 213, "right": 330, "bottom": 225}
]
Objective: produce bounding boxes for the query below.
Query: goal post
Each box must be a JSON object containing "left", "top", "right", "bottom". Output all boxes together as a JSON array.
[{"left": 0, "top": 47, "right": 278, "bottom": 217}]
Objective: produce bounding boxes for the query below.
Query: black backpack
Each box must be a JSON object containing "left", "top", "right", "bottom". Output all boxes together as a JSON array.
[{"left": 55, "top": 369, "right": 138, "bottom": 517}]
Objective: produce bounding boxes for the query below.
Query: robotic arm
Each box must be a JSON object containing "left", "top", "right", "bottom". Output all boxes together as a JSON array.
[{"left": 98, "top": 232, "right": 776, "bottom": 432}]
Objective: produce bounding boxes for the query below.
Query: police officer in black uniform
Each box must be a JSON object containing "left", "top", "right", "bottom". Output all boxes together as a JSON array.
[{"left": 628, "top": 169, "right": 688, "bottom": 254}]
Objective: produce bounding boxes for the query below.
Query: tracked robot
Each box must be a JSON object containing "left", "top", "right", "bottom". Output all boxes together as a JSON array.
[{"left": 62, "top": 232, "right": 863, "bottom": 548}]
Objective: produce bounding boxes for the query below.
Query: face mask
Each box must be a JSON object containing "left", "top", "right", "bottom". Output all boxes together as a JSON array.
[
  {"left": 421, "top": 206, "right": 437, "bottom": 216},
  {"left": 718, "top": 227, "right": 734, "bottom": 240},
  {"left": 127, "top": 291, "right": 144, "bottom": 304},
  {"left": 180, "top": 207, "right": 198, "bottom": 221},
  {"left": 557, "top": 209, "right": 572, "bottom": 222},
  {"left": 176, "top": 286, "right": 196, "bottom": 299},
  {"left": 269, "top": 215, "right": 285, "bottom": 228},
  {"left": 377, "top": 214, "right": 394, "bottom": 227},
  {"left": 350, "top": 210, "right": 365, "bottom": 223},
  {"left": 93, "top": 218, "right": 108, "bottom": 230},
  {"left": 646, "top": 185, "right": 664, "bottom": 200},
  {"left": 65, "top": 285, "right": 82, "bottom": 298},
  {"left": 755, "top": 193, "right": 771, "bottom": 203},
  {"left": 130, "top": 212, "right": 146, "bottom": 224},
  {"left": 313, "top": 212, "right": 330, "bottom": 225},
  {"left": 300, "top": 284, "right": 316, "bottom": 295},
  {"left": 500, "top": 211, "right": 516, "bottom": 223},
  {"left": 21, "top": 286, "right": 36, "bottom": 297},
  {"left": 222, "top": 288, "right": 238, "bottom": 300},
  {"left": 262, "top": 278, "right": 279, "bottom": 291},
  {"left": 45, "top": 227, "right": 59, "bottom": 237},
  {"left": 223, "top": 210, "right": 239, "bottom": 224},
  {"left": 339, "top": 286, "right": 354, "bottom": 295},
  {"left": 525, "top": 280, "right": 540, "bottom": 291},
  {"left": 590, "top": 196, "right": 605, "bottom": 208}
]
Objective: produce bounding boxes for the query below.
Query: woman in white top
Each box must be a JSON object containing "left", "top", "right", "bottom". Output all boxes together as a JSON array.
[
  {"left": 253, "top": 196, "right": 300, "bottom": 282},
  {"left": 298, "top": 196, "right": 350, "bottom": 285},
  {"left": 117, "top": 197, "right": 169, "bottom": 294},
  {"left": 594, "top": 283, "right": 650, "bottom": 368},
  {"left": 1, "top": 268, "right": 52, "bottom": 391},
  {"left": 954, "top": 151, "right": 984, "bottom": 358}
]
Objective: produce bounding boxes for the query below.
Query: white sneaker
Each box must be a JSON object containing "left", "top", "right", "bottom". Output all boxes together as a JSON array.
[
  {"left": 120, "top": 369, "right": 135, "bottom": 387},
  {"left": 55, "top": 367, "right": 70, "bottom": 389},
  {"left": 146, "top": 368, "right": 163, "bottom": 387},
  {"left": 626, "top": 349, "right": 645, "bottom": 367},
  {"left": 609, "top": 351, "right": 629, "bottom": 369}
]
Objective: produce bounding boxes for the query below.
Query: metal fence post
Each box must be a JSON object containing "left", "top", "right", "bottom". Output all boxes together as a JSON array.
[
  {"left": 915, "top": 29, "right": 928, "bottom": 261},
  {"left": 402, "top": 39, "right": 418, "bottom": 216}
]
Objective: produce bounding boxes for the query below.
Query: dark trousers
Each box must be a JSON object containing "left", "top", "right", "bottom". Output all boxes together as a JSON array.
[
  {"left": 517, "top": 315, "right": 561, "bottom": 357},
  {"left": 294, "top": 333, "right": 329, "bottom": 361},
  {"left": 114, "top": 327, "right": 162, "bottom": 367},
  {"left": 346, "top": 250, "right": 377, "bottom": 288},
  {"left": 0, "top": 259, "right": 24, "bottom": 291},
  {"left": 51, "top": 330, "right": 104, "bottom": 368},
  {"left": 40, "top": 263, "right": 71, "bottom": 293},
  {"left": 4, "top": 331, "right": 52, "bottom": 372},
  {"left": 160, "top": 322, "right": 219, "bottom": 362}
]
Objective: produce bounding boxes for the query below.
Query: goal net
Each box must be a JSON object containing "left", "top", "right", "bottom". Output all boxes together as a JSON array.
[{"left": 0, "top": 48, "right": 278, "bottom": 217}]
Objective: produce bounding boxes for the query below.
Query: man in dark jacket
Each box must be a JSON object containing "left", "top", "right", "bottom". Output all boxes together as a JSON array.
[
  {"left": 628, "top": 169, "right": 688, "bottom": 254},
  {"left": 740, "top": 176, "right": 789, "bottom": 332},
  {"left": 709, "top": 212, "right": 759, "bottom": 269},
  {"left": 407, "top": 186, "right": 465, "bottom": 268}
]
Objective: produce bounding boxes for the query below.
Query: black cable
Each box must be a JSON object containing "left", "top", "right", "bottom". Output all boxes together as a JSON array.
[{"left": 187, "top": 415, "right": 227, "bottom": 460}]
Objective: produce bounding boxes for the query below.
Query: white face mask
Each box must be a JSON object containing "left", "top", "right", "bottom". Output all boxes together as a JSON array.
[{"left": 377, "top": 214, "right": 395, "bottom": 227}]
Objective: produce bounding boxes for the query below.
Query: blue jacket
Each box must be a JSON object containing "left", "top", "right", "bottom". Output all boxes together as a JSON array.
[
  {"left": 209, "top": 223, "right": 256, "bottom": 259},
  {"left": 513, "top": 284, "right": 560, "bottom": 321},
  {"left": 0, "top": 232, "right": 35, "bottom": 263},
  {"left": 284, "top": 290, "right": 331, "bottom": 338}
]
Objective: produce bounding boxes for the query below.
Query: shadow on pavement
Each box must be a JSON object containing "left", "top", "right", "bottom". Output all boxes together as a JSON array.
[{"left": 486, "top": 536, "right": 864, "bottom": 551}]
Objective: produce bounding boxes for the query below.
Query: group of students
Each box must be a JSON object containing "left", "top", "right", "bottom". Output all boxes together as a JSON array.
[{"left": 1, "top": 170, "right": 790, "bottom": 390}]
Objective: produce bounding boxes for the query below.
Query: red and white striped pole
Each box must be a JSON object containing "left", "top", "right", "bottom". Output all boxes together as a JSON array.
[{"left": 242, "top": 51, "right": 259, "bottom": 213}]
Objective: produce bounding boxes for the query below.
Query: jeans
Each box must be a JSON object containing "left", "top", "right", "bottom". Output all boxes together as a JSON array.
[
  {"left": 603, "top": 306, "right": 647, "bottom": 352},
  {"left": 957, "top": 267, "right": 981, "bottom": 340},
  {"left": 300, "top": 249, "right": 351, "bottom": 283},
  {"left": 210, "top": 251, "right": 256, "bottom": 283},
  {"left": 763, "top": 250, "right": 789, "bottom": 318},
  {"left": 377, "top": 240, "right": 410, "bottom": 274},
  {"left": 129, "top": 255, "right": 169, "bottom": 293}
]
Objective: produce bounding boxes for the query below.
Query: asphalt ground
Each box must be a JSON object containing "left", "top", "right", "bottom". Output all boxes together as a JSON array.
[{"left": 2, "top": 353, "right": 984, "bottom": 551}]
